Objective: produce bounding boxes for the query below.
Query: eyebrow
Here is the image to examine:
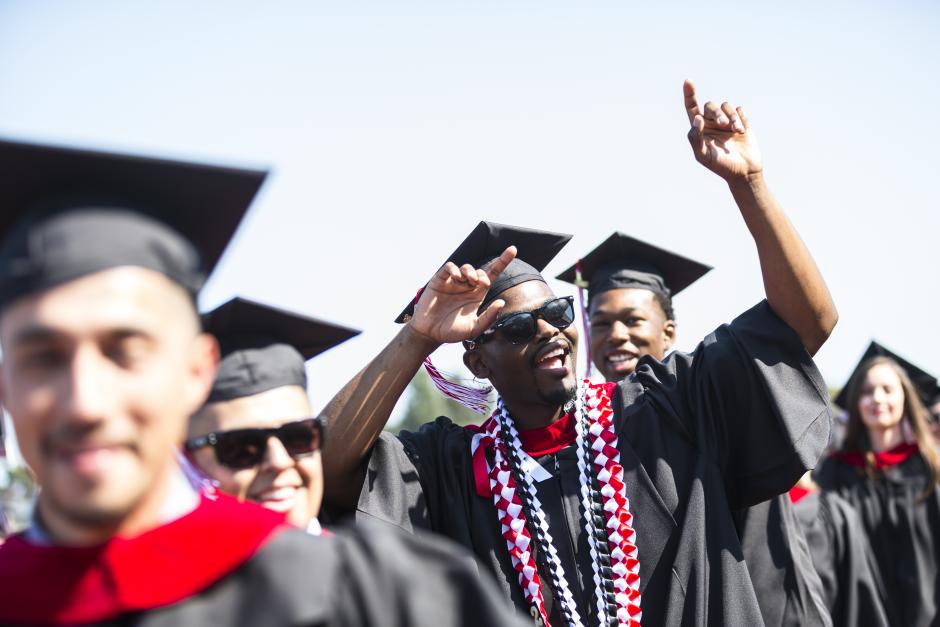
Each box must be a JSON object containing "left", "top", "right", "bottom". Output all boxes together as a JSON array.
[
  {"left": 590, "top": 306, "right": 642, "bottom": 317},
  {"left": 10, "top": 325, "right": 62, "bottom": 347},
  {"left": 11, "top": 324, "right": 156, "bottom": 347}
]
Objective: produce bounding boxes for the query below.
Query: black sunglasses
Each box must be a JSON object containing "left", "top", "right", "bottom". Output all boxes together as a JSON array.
[
  {"left": 185, "top": 417, "right": 325, "bottom": 470},
  {"left": 465, "top": 296, "right": 575, "bottom": 349}
]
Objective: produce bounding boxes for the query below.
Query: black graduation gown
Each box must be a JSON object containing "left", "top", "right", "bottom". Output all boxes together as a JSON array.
[
  {"left": 0, "top": 495, "right": 527, "bottom": 627},
  {"left": 815, "top": 452, "right": 940, "bottom": 627},
  {"left": 792, "top": 490, "right": 891, "bottom": 627},
  {"left": 354, "top": 301, "right": 832, "bottom": 626},
  {"left": 733, "top": 494, "right": 832, "bottom": 626}
]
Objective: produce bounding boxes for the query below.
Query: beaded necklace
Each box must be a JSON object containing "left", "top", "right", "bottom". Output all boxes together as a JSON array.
[{"left": 474, "top": 380, "right": 642, "bottom": 626}]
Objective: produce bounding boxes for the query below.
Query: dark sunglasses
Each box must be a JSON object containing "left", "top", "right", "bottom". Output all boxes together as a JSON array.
[
  {"left": 465, "top": 296, "right": 575, "bottom": 349},
  {"left": 185, "top": 417, "right": 324, "bottom": 470}
]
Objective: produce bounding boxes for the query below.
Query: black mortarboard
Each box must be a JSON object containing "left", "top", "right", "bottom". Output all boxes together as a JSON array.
[
  {"left": 835, "top": 340, "right": 940, "bottom": 410},
  {"left": 395, "top": 221, "right": 573, "bottom": 323},
  {"left": 203, "top": 297, "right": 360, "bottom": 403},
  {"left": 0, "top": 138, "right": 266, "bottom": 309},
  {"left": 555, "top": 232, "right": 712, "bottom": 307}
]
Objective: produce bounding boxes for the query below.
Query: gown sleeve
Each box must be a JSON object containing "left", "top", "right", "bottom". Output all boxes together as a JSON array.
[
  {"left": 355, "top": 417, "right": 469, "bottom": 533},
  {"left": 626, "top": 300, "right": 832, "bottom": 508}
]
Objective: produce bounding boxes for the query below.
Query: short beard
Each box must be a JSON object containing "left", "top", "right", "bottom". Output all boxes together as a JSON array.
[{"left": 538, "top": 379, "right": 578, "bottom": 408}]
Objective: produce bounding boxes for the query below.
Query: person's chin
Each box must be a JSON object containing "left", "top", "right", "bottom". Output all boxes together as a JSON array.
[
  {"left": 49, "top": 452, "right": 141, "bottom": 507},
  {"left": 48, "top": 480, "right": 142, "bottom": 527},
  {"left": 600, "top": 358, "right": 637, "bottom": 382},
  {"left": 255, "top": 486, "right": 313, "bottom": 527},
  {"left": 863, "top": 412, "right": 900, "bottom": 429},
  {"left": 538, "top": 376, "right": 578, "bottom": 407}
]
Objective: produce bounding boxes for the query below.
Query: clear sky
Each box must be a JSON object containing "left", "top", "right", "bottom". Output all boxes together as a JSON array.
[{"left": 1, "top": 0, "right": 938, "bottom": 431}]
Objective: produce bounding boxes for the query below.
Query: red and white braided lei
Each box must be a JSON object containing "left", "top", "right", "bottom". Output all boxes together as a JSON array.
[{"left": 471, "top": 380, "right": 642, "bottom": 627}]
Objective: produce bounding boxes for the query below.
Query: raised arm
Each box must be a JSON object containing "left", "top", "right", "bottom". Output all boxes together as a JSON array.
[
  {"left": 683, "top": 80, "right": 837, "bottom": 355},
  {"left": 320, "top": 247, "right": 517, "bottom": 509}
]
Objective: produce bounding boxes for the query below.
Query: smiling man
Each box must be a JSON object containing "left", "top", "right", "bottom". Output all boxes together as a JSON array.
[
  {"left": 187, "top": 297, "right": 360, "bottom": 533},
  {"left": 557, "top": 235, "right": 831, "bottom": 627},
  {"left": 0, "top": 139, "right": 528, "bottom": 627},
  {"left": 322, "top": 81, "right": 838, "bottom": 626}
]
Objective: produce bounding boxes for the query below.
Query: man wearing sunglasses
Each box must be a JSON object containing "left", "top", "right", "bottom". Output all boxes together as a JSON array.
[
  {"left": 0, "top": 140, "right": 529, "bottom": 627},
  {"left": 185, "top": 297, "right": 358, "bottom": 533},
  {"left": 322, "top": 81, "right": 838, "bottom": 626}
]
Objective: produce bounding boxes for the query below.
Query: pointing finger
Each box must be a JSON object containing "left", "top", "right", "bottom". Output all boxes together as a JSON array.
[
  {"left": 483, "top": 246, "right": 517, "bottom": 283},
  {"left": 683, "top": 79, "right": 701, "bottom": 125}
]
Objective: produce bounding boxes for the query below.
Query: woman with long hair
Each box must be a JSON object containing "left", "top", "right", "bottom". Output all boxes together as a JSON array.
[{"left": 816, "top": 346, "right": 940, "bottom": 626}]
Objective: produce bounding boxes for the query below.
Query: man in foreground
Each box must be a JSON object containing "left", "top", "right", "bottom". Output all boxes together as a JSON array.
[{"left": 0, "top": 139, "right": 526, "bottom": 626}]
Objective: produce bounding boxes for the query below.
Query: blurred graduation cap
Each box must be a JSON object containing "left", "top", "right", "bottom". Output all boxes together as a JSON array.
[
  {"left": 202, "top": 297, "right": 361, "bottom": 403},
  {"left": 0, "top": 138, "right": 266, "bottom": 309},
  {"left": 834, "top": 340, "right": 940, "bottom": 410},
  {"left": 396, "top": 221, "right": 573, "bottom": 323},
  {"left": 556, "top": 232, "right": 712, "bottom": 306}
]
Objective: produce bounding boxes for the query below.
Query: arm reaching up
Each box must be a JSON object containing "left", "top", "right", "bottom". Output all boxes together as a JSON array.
[
  {"left": 683, "top": 79, "right": 837, "bottom": 355},
  {"left": 320, "top": 247, "right": 517, "bottom": 509}
]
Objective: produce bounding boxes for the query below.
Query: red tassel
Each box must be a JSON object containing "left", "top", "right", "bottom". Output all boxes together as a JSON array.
[{"left": 423, "top": 357, "right": 492, "bottom": 414}]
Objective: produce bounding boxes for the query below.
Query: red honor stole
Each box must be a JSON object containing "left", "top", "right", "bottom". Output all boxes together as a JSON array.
[
  {"left": 832, "top": 442, "right": 920, "bottom": 470},
  {"left": 0, "top": 493, "right": 287, "bottom": 625}
]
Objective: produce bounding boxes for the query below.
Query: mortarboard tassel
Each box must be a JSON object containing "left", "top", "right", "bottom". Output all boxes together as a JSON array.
[
  {"left": 423, "top": 357, "right": 493, "bottom": 414},
  {"left": 575, "top": 260, "right": 594, "bottom": 380},
  {"left": 407, "top": 288, "right": 493, "bottom": 414}
]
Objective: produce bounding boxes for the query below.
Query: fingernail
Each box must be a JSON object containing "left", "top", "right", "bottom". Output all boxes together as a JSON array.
[
  {"left": 718, "top": 116, "right": 728, "bottom": 124},
  {"left": 733, "top": 121, "right": 744, "bottom": 132}
]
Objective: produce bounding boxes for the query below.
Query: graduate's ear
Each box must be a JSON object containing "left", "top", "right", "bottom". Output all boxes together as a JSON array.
[
  {"left": 463, "top": 348, "right": 491, "bottom": 380},
  {"left": 662, "top": 319, "right": 677, "bottom": 353},
  {"left": 182, "top": 332, "right": 220, "bottom": 415}
]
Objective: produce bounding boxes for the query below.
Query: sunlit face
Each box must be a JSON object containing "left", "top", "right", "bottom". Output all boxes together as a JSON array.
[
  {"left": 858, "top": 363, "right": 906, "bottom": 433},
  {"left": 588, "top": 288, "right": 675, "bottom": 382},
  {"left": 188, "top": 385, "right": 321, "bottom": 528},
  {"left": 464, "top": 281, "right": 579, "bottom": 409},
  {"left": 0, "top": 267, "right": 216, "bottom": 531}
]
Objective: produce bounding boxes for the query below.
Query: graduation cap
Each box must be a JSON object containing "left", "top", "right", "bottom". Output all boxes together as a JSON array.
[
  {"left": 0, "top": 137, "right": 266, "bottom": 309},
  {"left": 555, "top": 232, "right": 712, "bottom": 307},
  {"left": 395, "top": 221, "right": 573, "bottom": 323},
  {"left": 203, "top": 297, "right": 360, "bottom": 403},
  {"left": 834, "top": 340, "right": 940, "bottom": 410},
  {"left": 395, "top": 221, "right": 572, "bottom": 413}
]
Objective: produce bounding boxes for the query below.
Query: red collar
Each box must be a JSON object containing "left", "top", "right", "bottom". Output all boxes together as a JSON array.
[
  {"left": 0, "top": 493, "right": 287, "bottom": 625},
  {"left": 517, "top": 410, "right": 578, "bottom": 456},
  {"left": 466, "top": 382, "right": 618, "bottom": 498},
  {"left": 832, "top": 442, "right": 920, "bottom": 470}
]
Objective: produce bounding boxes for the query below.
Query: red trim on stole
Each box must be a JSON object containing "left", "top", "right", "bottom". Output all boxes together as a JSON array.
[
  {"left": 831, "top": 442, "right": 920, "bottom": 470},
  {"left": 0, "top": 493, "right": 288, "bottom": 625}
]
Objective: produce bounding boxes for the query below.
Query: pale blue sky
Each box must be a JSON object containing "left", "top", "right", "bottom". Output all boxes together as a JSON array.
[{"left": 1, "top": 1, "right": 938, "bottom": 431}]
